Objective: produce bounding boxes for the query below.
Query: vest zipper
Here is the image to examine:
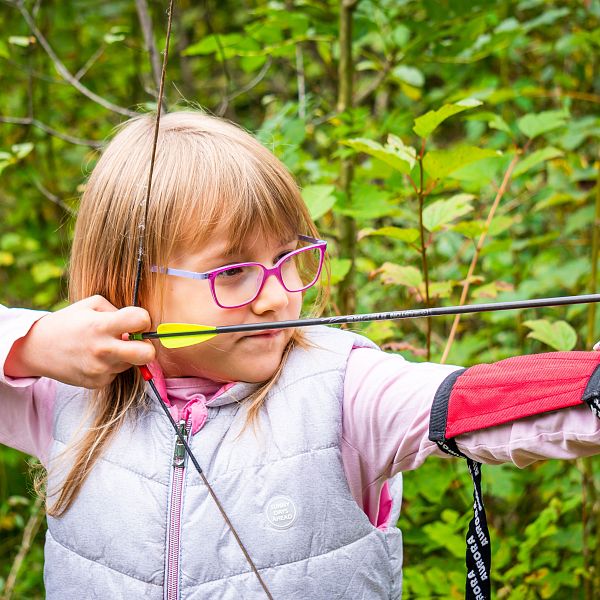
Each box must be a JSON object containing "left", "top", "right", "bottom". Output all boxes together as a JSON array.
[{"left": 166, "top": 417, "right": 190, "bottom": 600}]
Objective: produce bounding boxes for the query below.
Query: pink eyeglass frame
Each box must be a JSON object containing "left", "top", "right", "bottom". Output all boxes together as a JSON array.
[{"left": 151, "top": 235, "right": 327, "bottom": 309}]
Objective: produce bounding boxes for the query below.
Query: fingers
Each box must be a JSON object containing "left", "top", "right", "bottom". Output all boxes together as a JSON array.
[
  {"left": 6, "top": 294, "right": 159, "bottom": 389},
  {"left": 105, "top": 306, "right": 152, "bottom": 338},
  {"left": 85, "top": 305, "right": 155, "bottom": 374},
  {"left": 28, "top": 296, "right": 158, "bottom": 389},
  {"left": 82, "top": 294, "right": 120, "bottom": 312}
]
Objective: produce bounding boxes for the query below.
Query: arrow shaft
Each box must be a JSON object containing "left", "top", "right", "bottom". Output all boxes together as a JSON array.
[{"left": 140, "top": 293, "right": 600, "bottom": 340}]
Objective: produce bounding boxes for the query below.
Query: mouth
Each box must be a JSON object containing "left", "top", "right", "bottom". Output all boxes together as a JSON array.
[{"left": 241, "top": 329, "right": 283, "bottom": 340}]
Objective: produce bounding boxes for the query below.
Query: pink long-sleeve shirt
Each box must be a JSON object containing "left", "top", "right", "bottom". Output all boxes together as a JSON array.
[{"left": 2, "top": 306, "right": 600, "bottom": 526}]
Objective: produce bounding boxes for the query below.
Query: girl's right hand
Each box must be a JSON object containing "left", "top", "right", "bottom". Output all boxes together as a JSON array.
[{"left": 5, "top": 295, "right": 156, "bottom": 388}]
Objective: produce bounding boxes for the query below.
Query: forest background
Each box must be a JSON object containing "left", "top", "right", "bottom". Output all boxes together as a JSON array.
[{"left": 0, "top": 0, "right": 598, "bottom": 598}]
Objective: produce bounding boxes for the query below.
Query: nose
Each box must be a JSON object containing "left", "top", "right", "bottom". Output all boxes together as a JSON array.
[{"left": 251, "top": 272, "right": 289, "bottom": 314}]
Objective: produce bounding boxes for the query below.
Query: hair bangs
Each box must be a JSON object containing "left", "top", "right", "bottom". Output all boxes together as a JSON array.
[{"left": 168, "top": 132, "right": 307, "bottom": 258}]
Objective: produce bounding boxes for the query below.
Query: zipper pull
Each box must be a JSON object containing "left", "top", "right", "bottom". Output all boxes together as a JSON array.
[{"left": 173, "top": 419, "right": 187, "bottom": 467}]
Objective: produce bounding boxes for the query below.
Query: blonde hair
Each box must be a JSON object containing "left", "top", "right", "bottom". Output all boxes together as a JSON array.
[{"left": 47, "top": 111, "right": 326, "bottom": 516}]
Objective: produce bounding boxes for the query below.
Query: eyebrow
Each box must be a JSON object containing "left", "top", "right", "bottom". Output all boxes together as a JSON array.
[{"left": 177, "top": 238, "right": 297, "bottom": 274}]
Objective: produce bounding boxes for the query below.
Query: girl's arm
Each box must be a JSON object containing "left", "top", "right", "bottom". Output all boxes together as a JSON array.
[
  {"left": 0, "top": 306, "right": 56, "bottom": 464},
  {"left": 0, "top": 298, "right": 155, "bottom": 464},
  {"left": 5, "top": 296, "right": 155, "bottom": 387},
  {"left": 341, "top": 347, "right": 600, "bottom": 517}
]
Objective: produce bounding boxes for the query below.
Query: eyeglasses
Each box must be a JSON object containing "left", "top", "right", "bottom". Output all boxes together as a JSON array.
[{"left": 151, "top": 235, "right": 327, "bottom": 309}]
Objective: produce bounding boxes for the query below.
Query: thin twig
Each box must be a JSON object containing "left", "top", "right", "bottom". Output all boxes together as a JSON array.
[
  {"left": 135, "top": 0, "right": 165, "bottom": 111},
  {"left": 8, "top": 0, "right": 137, "bottom": 117},
  {"left": 226, "top": 58, "right": 271, "bottom": 102},
  {"left": 582, "top": 164, "right": 600, "bottom": 599},
  {"left": 32, "top": 179, "right": 77, "bottom": 216},
  {"left": 0, "top": 116, "right": 101, "bottom": 148},
  {"left": 440, "top": 145, "right": 525, "bottom": 364},
  {"left": 1, "top": 495, "right": 44, "bottom": 600},
  {"left": 336, "top": 0, "right": 358, "bottom": 314},
  {"left": 74, "top": 45, "right": 105, "bottom": 82},
  {"left": 296, "top": 44, "right": 306, "bottom": 119},
  {"left": 417, "top": 139, "right": 431, "bottom": 359},
  {"left": 199, "top": 0, "right": 232, "bottom": 116},
  {"left": 355, "top": 57, "right": 394, "bottom": 105}
]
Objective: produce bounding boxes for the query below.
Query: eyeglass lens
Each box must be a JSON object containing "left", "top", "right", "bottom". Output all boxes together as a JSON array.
[{"left": 213, "top": 245, "right": 322, "bottom": 308}]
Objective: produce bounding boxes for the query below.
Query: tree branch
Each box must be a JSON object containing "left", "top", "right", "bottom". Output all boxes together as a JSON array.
[
  {"left": 440, "top": 146, "right": 525, "bottom": 364},
  {"left": 0, "top": 116, "right": 101, "bottom": 148},
  {"left": 2, "top": 495, "right": 44, "bottom": 600},
  {"left": 32, "top": 179, "right": 77, "bottom": 215},
  {"left": 135, "top": 0, "right": 166, "bottom": 111},
  {"left": 74, "top": 45, "right": 105, "bottom": 82},
  {"left": 226, "top": 58, "right": 272, "bottom": 103},
  {"left": 354, "top": 57, "right": 394, "bottom": 106},
  {"left": 8, "top": 0, "right": 137, "bottom": 117}
]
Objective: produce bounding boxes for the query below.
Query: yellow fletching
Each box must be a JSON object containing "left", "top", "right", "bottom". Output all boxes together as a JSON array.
[{"left": 156, "top": 323, "right": 217, "bottom": 349}]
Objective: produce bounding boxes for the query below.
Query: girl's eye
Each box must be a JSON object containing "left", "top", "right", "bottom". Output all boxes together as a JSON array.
[
  {"left": 276, "top": 249, "right": 295, "bottom": 263},
  {"left": 217, "top": 266, "right": 245, "bottom": 279}
]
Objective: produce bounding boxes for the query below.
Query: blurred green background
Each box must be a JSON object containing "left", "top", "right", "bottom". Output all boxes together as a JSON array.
[{"left": 0, "top": 0, "right": 599, "bottom": 597}]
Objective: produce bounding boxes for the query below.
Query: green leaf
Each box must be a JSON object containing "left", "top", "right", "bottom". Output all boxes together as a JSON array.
[
  {"left": 338, "top": 185, "right": 400, "bottom": 220},
  {"left": 413, "top": 98, "right": 483, "bottom": 138},
  {"left": 378, "top": 263, "right": 423, "bottom": 288},
  {"left": 444, "top": 154, "right": 507, "bottom": 184},
  {"left": 429, "top": 280, "right": 453, "bottom": 299},
  {"left": 359, "top": 227, "right": 420, "bottom": 243},
  {"left": 183, "top": 33, "right": 245, "bottom": 56},
  {"left": 342, "top": 137, "right": 416, "bottom": 174},
  {"left": 392, "top": 65, "right": 425, "bottom": 87},
  {"left": 11, "top": 143, "right": 34, "bottom": 160},
  {"left": 488, "top": 114, "right": 512, "bottom": 135},
  {"left": 302, "top": 184, "right": 336, "bottom": 220},
  {"left": 517, "top": 110, "right": 569, "bottom": 139},
  {"left": 329, "top": 258, "right": 352, "bottom": 286},
  {"left": 8, "top": 36, "right": 34, "bottom": 47},
  {"left": 31, "top": 261, "right": 63, "bottom": 284},
  {"left": 512, "top": 147, "right": 563, "bottom": 178},
  {"left": 422, "top": 194, "right": 475, "bottom": 232},
  {"left": 104, "top": 26, "right": 129, "bottom": 44},
  {"left": 362, "top": 321, "right": 396, "bottom": 345},
  {"left": 423, "top": 146, "right": 499, "bottom": 180},
  {"left": 523, "top": 319, "right": 577, "bottom": 351}
]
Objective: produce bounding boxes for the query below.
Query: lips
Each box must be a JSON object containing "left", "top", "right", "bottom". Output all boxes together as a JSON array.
[
  {"left": 240, "top": 329, "right": 283, "bottom": 341},
  {"left": 245, "top": 330, "right": 280, "bottom": 338}
]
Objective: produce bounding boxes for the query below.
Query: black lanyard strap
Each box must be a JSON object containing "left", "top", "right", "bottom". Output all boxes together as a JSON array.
[{"left": 436, "top": 438, "right": 491, "bottom": 600}]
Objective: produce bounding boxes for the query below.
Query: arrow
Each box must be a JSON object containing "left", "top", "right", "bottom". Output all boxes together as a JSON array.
[{"left": 129, "top": 293, "right": 600, "bottom": 349}]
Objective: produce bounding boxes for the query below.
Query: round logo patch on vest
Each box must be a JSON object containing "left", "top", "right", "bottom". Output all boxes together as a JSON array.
[{"left": 265, "top": 495, "right": 297, "bottom": 530}]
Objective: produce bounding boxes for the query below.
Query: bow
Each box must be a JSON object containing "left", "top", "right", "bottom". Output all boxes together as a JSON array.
[{"left": 131, "top": 2, "right": 273, "bottom": 597}]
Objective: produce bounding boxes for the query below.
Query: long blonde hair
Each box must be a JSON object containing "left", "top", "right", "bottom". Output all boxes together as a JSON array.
[{"left": 48, "top": 111, "right": 326, "bottom": 516}]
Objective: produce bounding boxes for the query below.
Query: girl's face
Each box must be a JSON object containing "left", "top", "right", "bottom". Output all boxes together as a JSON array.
[{"left": 148, "top": 230, "right": 303, "bottom": 383}]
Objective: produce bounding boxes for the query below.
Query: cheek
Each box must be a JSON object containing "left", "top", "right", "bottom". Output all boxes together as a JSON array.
[{"left": 160, "top": 281, "right": 219, "bottom": 322}]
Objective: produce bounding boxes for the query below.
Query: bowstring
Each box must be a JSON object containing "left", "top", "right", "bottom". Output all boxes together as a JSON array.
[{"left": 131, "top": 2, "right": 273, "bottom": 597}]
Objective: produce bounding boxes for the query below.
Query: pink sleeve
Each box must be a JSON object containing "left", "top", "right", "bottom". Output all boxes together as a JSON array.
[
  {"left": 341, "top": 347, "right": 461, "bottom": 521},
  {"left": 0, "top": 305, "right": 56, "bottom": 465},
  {"left": 457, "top": 404, "right": 600, "bottom": 466},
  {"left": 341, "top": 346, "right": 600, "bottom": 522}
]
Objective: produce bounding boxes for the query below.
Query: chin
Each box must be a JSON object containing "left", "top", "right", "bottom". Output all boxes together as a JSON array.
[{"left": 237, "top": 362, "right": 281, "bottom": 384}]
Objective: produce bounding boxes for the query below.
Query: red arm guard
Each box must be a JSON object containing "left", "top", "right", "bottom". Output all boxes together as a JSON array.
[{"left": 429, "top": 352, "right": 600, "bottom": 443}]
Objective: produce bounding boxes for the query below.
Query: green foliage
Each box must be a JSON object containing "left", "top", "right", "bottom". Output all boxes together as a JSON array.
[
  {"left": 0, "top": 0, "right": 599, "bottom": 597},
  {"left": 523, "top": 319, "right": 578, "bottom": 351}
]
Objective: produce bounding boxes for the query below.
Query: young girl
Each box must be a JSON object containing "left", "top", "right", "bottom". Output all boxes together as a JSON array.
[{"left": 1, "top": 111, "right": 600, "bottom": 600}]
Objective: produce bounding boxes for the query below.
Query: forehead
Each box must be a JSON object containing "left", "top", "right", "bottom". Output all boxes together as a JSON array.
[
  {"left": 178, "top": 208, "right": 297, "bottom": 251},
  {"left": 172, "top": 223, "right": 296, "bottom": 262}
]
